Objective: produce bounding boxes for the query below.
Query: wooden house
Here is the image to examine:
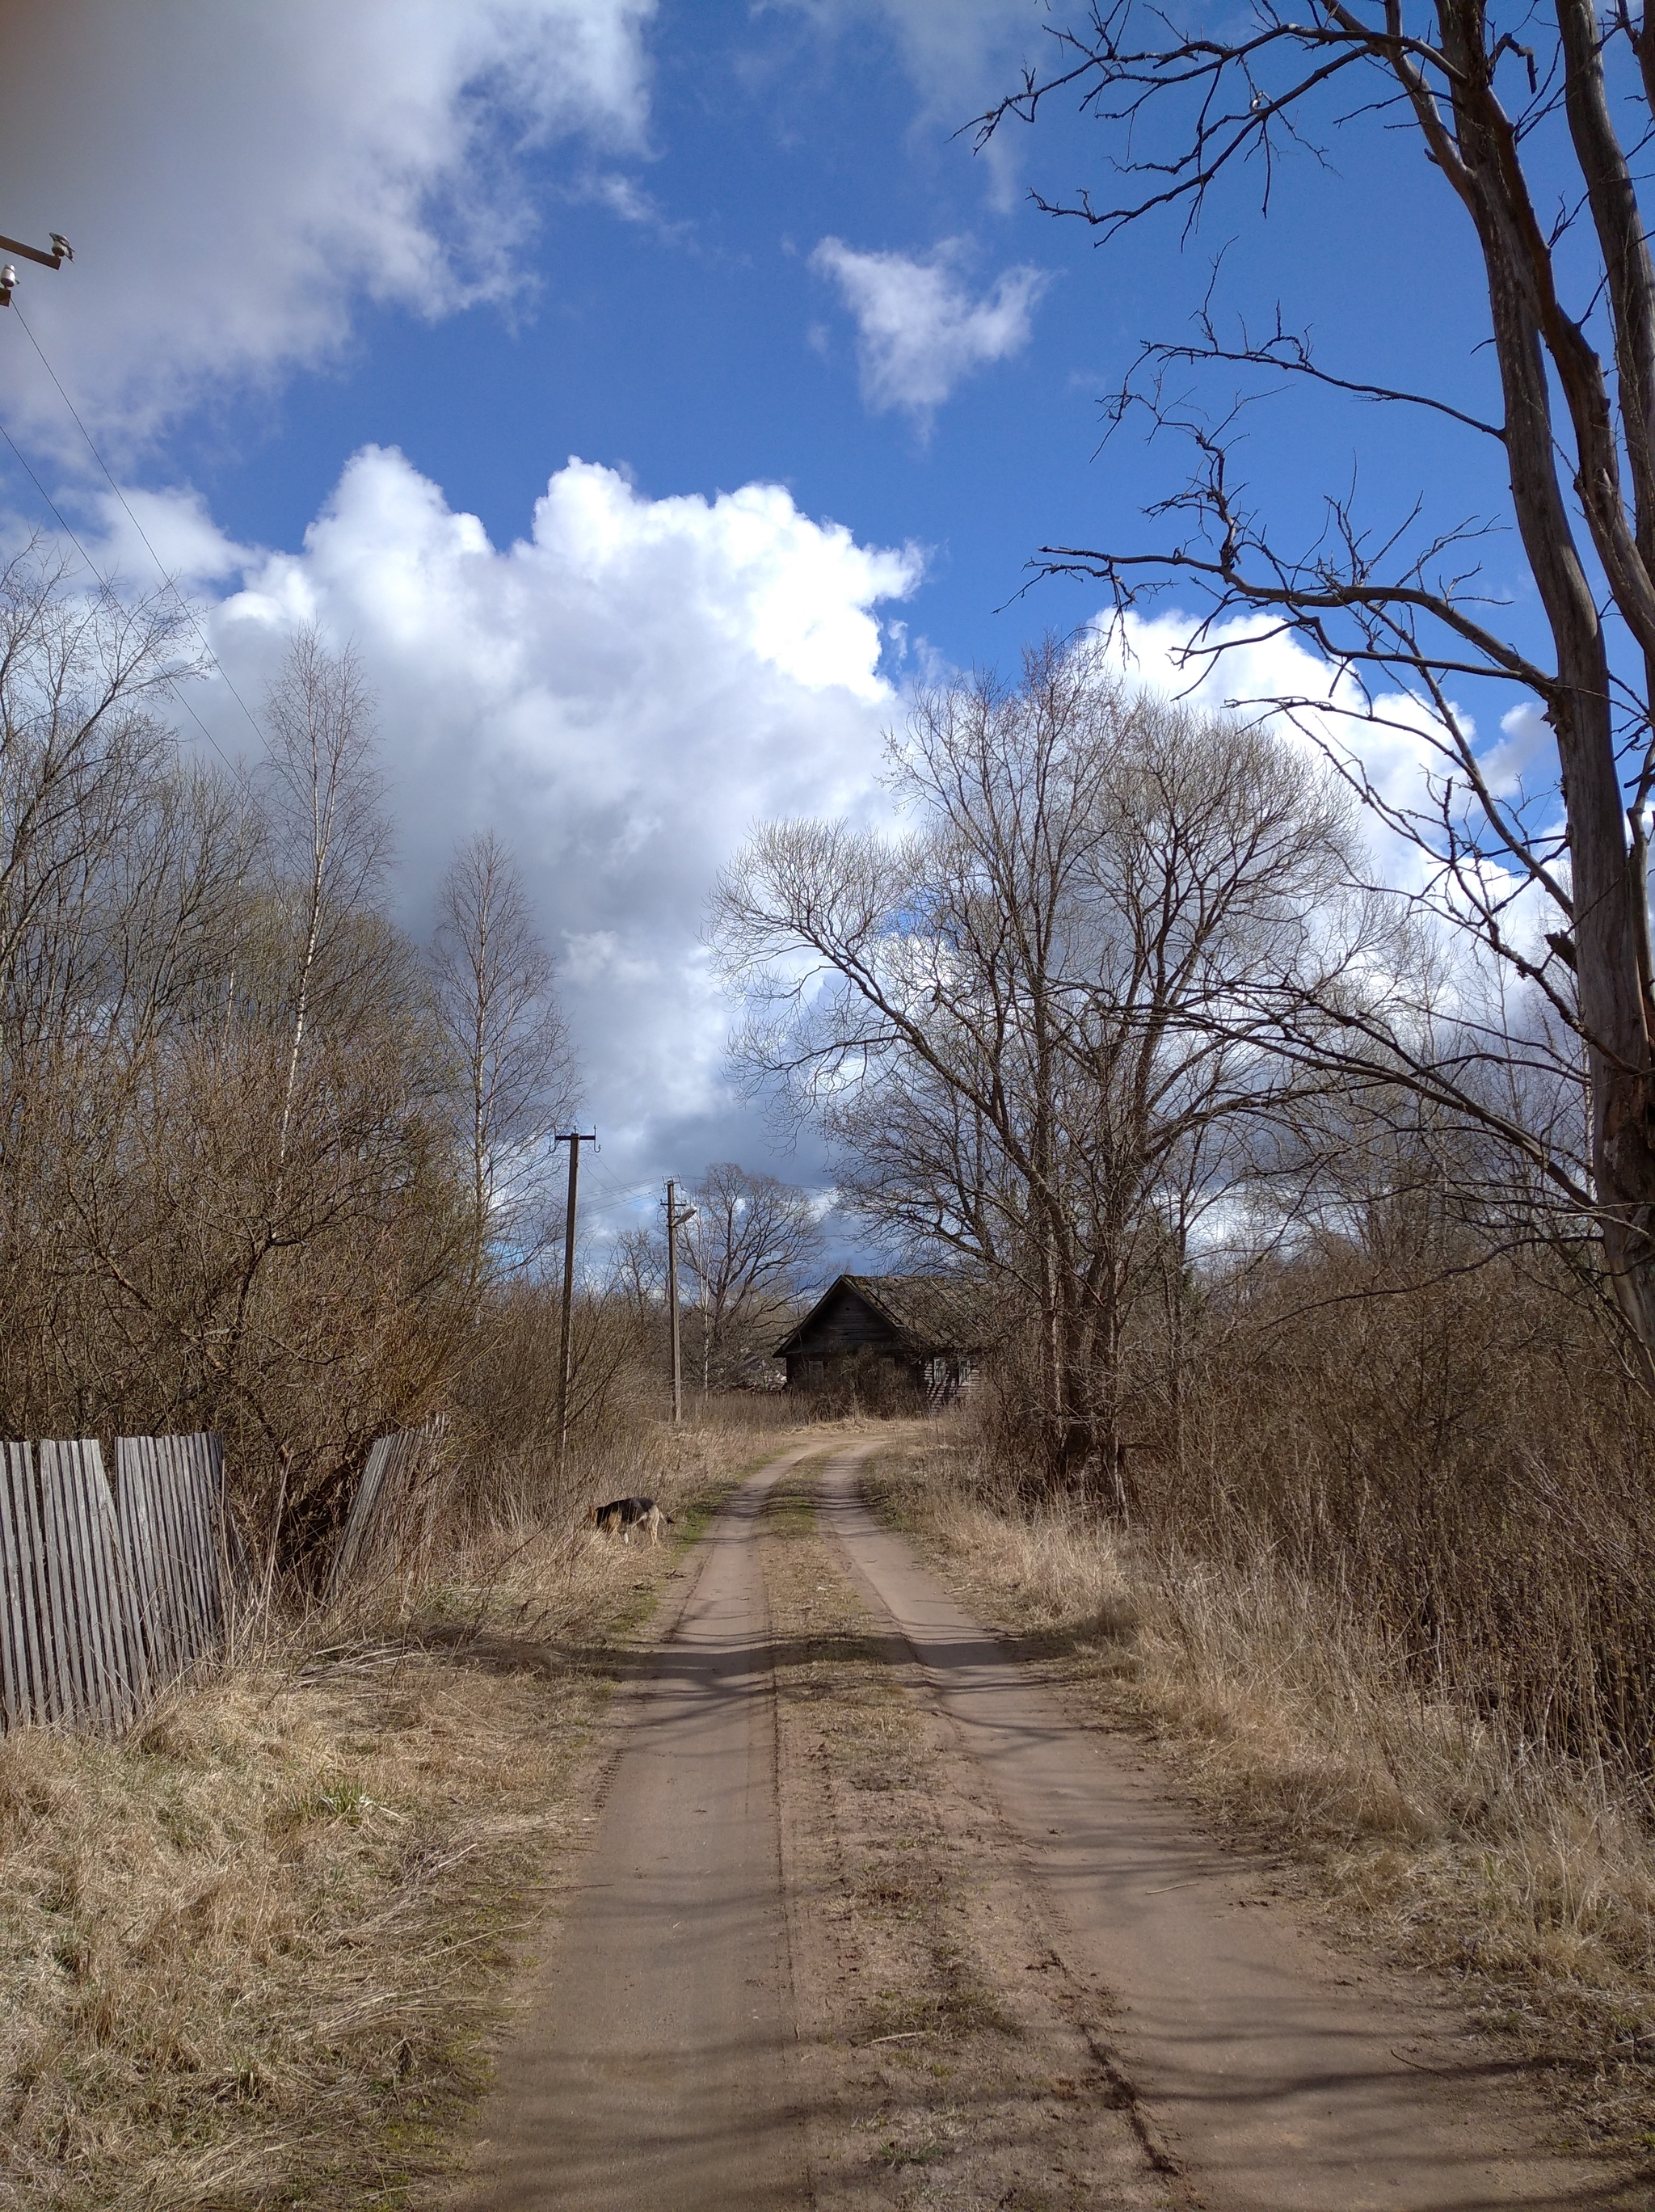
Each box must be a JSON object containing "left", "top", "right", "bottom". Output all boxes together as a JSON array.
[{"left": 772, "top": 1274, "right": 986, "bottom": 1405}]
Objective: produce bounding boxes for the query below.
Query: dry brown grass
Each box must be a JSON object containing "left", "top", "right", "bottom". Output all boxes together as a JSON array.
[
  {"left": 0, "top": 1418, "right": 794, "bottom": 2211},
  {"left": 866, "top": 1434, "right": 1655, "bottom": 2161}
]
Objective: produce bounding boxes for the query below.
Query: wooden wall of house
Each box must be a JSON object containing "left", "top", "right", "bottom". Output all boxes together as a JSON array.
[
  {"left": 784, "top": 1345, "right": 929, "bottom": 1407},
  {"left": 785, "top": 1285, "right": 900, "bottom": 1357}
]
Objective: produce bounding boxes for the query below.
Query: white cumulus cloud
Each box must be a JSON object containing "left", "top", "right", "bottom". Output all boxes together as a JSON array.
[
  {"left": 1101, "top": 609, "right": 1472, "bottom": 894},
  {"left": 781, "top": 0, "right": 1046, "bottom": 111},
  {"left": 811, "top": 236, "right": 1049, "bottom": 426},
  {"left": 0, "top": 0, "right": 655, "bottom": 449},
  {"left": 1480, "top": 700, "right": 1552, "bottom": 801},
  {"left": 133, "top": 447, "right": 923, "bottom": 1194},
  {"left": 1097, "top": 609, "right": 1572, "bottom": 977}
]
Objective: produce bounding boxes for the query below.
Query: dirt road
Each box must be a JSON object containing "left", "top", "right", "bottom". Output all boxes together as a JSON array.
[
  {"left": 454, "top": 1446, "right": 1636, "bottom": 2212},
  {"left": 457, "top": 1447, "right": 811, "bottom": 2212}
]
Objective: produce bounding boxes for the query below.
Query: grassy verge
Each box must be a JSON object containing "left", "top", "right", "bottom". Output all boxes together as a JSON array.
[
  {"left": 0, "top": 1427, "right": 783, "bottom": 2210},
  {"left": 863, "top": 1435, "right": 1655, "bottom": 2170}
]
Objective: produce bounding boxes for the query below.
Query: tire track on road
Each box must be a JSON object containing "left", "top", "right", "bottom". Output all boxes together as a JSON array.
[
  {"left": 816, "top": 1447, "right": 1638, "bottom": 2212},
  {"left": 764, "top": 1455, "right": 1170, "bottom": 2211},
  {"left": 455, "top": 1447, "right": 815, "bottom": 2212}
]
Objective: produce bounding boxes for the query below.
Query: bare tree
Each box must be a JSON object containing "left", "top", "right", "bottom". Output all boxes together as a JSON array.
[
  {"left": 428, "top": 829, "right": 576, "bottom": 1293},
  {"left": 0, "top": 567, "right": 457, "bottom": 1527},
  {"left": 679, "top": 1162, "right": 823, "bottom": 1388},
  {"left": 0, "top": 562, "right": 593, "bottom": 1558},
  {"left": 714, "top": 638, "right": 1379, "bottom": 1491},
  {"left": 262, "top": 630, "right": 390, "bottom": 1179},
  {"left": 976, "top": 0, "right": 1655, "bottom": 1356},
  {"left": 0, "top": 550, "right": 202, "bottom": 1416},
  {"left": 610, "top": 1223, "right": 664, "bottom": 1311},
  {"left": 0, "top": 543, "right": 196, "bottom": 1063}
]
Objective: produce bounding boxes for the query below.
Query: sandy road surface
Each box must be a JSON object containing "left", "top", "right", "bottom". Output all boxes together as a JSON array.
[
  {"left": 816, "top": 1452, "right": 1635, "bottom": 2212},
  {"left": 454, "top": 1445, "right": 1636, "bottom": 2212},
  {"left": 457, "top": 1447, "right": 812, "bottom": 2212}
]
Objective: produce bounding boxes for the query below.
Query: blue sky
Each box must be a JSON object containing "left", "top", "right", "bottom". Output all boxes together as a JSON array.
[
  {"left": 149, "top": 1, "right": 1510, "bottom": 666},
  {"left": 0, "top": 0, "right": 1547, "bottom": 1262}
]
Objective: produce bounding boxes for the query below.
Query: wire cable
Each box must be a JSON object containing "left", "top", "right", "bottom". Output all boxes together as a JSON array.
[
  {"left": 583, "top": 1161, "right": 664, "bottom": 1209},
  {"left": 10, "top": 301, "right": 265, "bottom": 748},
  {"left": 578, "top": 1186, "right": 657, "bottom": 1217},
  {"left": 0, "top": 403, "right": 240, "bottom": 772}
]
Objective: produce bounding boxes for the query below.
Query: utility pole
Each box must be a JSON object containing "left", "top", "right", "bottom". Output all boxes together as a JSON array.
[
  {"left": 0, "top": 230, "right": 72, "bottom": 307},
  {"left": 664, "top": 1180, "right": 697, "bottom": 1425},
  {"left": 554, "top": 1131, "right": 597, "bottom": 1471}
]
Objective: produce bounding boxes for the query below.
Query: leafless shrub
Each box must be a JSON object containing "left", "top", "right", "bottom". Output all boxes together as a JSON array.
[{"left": 0, "top": 573, "right": 500, "bottom": 1574}]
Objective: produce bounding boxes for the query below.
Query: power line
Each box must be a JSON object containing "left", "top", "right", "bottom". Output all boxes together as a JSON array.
[
  {"left": 579, "top": 1190, "right": 654, "bottom": 1217},
  {"left": 0, "top": 412, "right": 99, "bottom": 578},
  {"left": 580, "top": 1165, "right": 655, "bottom": 1209},
  {"left": 0, "top": 402, "right": 239, "bottom": 773},
  {"left": 9, "top": 300, "right": 265, "bottom": 749}
]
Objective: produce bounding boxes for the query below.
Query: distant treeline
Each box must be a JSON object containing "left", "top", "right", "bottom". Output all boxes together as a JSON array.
[{"left": 0, "top": 548, "right": 583, "bottom": 1562}]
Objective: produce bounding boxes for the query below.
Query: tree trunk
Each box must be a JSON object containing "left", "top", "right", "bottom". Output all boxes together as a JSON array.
[{"left": 1442, "top": 0, "right": 1655, "bottom": 1347}]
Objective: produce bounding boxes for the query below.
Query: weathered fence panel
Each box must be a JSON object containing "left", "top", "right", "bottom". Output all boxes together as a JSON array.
[
  {"left": 1, "top": 1418, "right": 462, "bottom": 1734},
  {"left": 326, "top": 1419, "right": 449, "bottom": 1603},
  {"left": 326, "top": 1433, "right": 398, "bottom": 1602},
  {"left": 36, "top": 1441, "right": 149, "bottom": 1731},
  {"left": 0, "top": 1432, "right": 239, "bottom": 1738},
  {"left": 117, "top": 1434, "right": 229, "bottom": 1681},
  {"left": 0, "top": 1444, "right": 48, "bottom": 1730}
]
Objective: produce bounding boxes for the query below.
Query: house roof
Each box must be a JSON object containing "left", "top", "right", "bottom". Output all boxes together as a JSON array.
[{"left": 773, "top": 1272, "right": 991, "bottom": 1359}]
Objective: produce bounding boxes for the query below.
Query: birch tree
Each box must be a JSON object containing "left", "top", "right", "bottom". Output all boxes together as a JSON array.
[
  {"left": 429, "top": 828, "right": 576, "bottom": 1295},
  {"left": 262, "top": 631, "right": 389, "bottom": 1182}
]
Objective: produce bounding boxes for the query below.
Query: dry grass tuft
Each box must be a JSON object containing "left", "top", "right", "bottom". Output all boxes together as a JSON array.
[
  {"left": 0, "top": 1418, "right": 783, "bottom": 2210},
  {"left": 868, "top": 1439, "right": 1655, "bottom": 2159}
]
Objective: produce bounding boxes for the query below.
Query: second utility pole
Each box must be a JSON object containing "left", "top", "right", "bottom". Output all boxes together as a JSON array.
[
  {"left": 665, "top": 1180, "right": 696, "bottom": 1424},
  {"left": 555, "top": 1130, "right": 597, "bottom": 1471}
]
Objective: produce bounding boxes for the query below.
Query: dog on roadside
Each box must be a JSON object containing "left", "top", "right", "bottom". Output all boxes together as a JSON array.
[{"left": 592, "top": 1494, "right": 674, "bottom": 1546}]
